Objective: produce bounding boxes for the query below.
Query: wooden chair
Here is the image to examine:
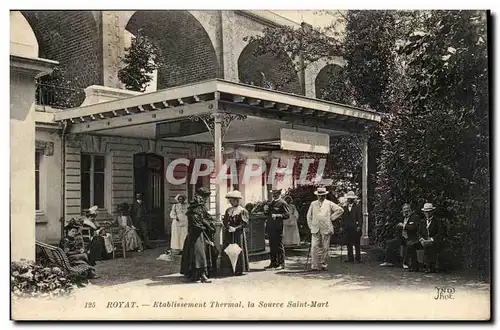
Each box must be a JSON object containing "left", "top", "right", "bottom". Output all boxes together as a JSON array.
[
  {"left": 35, "top": 241, "right": 94, "bottom": 277},
  {"left": 108, "top": 226, "right": 126, "bottom": 258}
]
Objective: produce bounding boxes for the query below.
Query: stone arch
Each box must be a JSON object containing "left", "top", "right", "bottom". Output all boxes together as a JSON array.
[
  {"left": 21, "top": 11, "right": 102, "bottom": 106},
  {"left": 125, "top": 10, "right": 219, "bottom": 89},
  {"left": 314, "top": 63, "right": 349, "bottom": 103},
  {"left": 237, "top": 41, "right": 301, "bottom": 94},
  {"left": 10, "top": 11, "right": 38, "bottom": 58}
]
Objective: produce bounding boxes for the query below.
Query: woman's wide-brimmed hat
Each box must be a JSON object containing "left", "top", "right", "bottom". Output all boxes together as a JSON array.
[
  {"left": 118, "top": 202, "right": 130, "bottom": 212},
  {"left": 421, "top": 203, "right": 436, "bottom": 212},
  {"left": 175, "top": 194, "right": 186, "bottom": 202},
  {"left": 345, "top": 191, "right": 357, "bottom": 199},
  {"left": 314, "top": 187, "right": 329, "bottom": 196},
  {"left": 64, "top": 218, "right": 80, "bottom": 230},
  {"left": 196, "top": 187, "right": 211, "bottom": 196},
  {"left": 226, "top": 190, "right": 243, "bottom": 199},
  {"left": 87, "top": 205, "right": 99, "bottom": 215}
]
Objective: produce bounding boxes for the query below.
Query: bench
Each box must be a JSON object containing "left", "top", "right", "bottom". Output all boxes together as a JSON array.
[{"left": 36, "top": 241, "right": 94, "bottom": 277}]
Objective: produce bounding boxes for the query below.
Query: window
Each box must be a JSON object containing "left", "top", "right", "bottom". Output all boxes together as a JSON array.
[
  {"left": 81, "top": 154, "right": 106, "bottom": 210},
  {"left": 35, "top": 151, "right": 41, "bottom": 211}
]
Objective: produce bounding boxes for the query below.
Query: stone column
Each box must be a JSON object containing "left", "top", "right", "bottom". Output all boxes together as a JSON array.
[
  {"left": 221, "top": 11, "right": 239, "bottom": 82},
  {"left": 360, "top": 134, "right": 370, "bottom": 246},
  {"left": 102, "top": 11, "right": 126, "bottom": 89},
  {"left": 10, "top": 55, "right": 56, "bottom": 261}
]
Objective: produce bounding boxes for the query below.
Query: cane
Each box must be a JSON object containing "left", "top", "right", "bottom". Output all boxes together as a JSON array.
[
  {"left": 305, "top": 235, "right": 312, "bottom": 270},
  {"left": 339, "top": 229, "right": 343, "bottom": 263}
]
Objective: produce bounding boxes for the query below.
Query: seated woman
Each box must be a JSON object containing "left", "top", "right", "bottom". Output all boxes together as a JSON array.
[
  {"left": 60, "top": 222, "right": 98, "bottom": 279},
  {"left": 283, "top": 196, "right": 301, "bottom": 248},
  {"left": 220, "top": 190, "right": 250, "bottom": 276},
  {"left": 81, "top": 205, "right": 114, "bottom": 262},
  {"left": 117, "top": 202, "right": 143, "bottom": 252}
]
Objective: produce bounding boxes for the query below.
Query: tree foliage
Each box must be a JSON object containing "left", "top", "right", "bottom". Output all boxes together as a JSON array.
[
  {"left": 373, "top": 11, "right": 489, "bottom": 273},
  {"left": 36, "top": 66, "right": 85, "bottom": 108},
  {"left": 118, "top": 29, "right": 160, "bottom": 92},
  {"left": 247, "top": 10, "right": 490, "bottom": 274}
]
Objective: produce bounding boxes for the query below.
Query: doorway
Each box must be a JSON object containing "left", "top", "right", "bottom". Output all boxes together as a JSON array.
[{"left": 133, "top": 153, "right": 165, "bottom": 240}]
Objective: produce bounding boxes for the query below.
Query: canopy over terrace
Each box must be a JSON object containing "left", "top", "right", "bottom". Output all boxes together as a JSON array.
[{"left": 54, "top": 79, "right": 382, "bottom": 244}]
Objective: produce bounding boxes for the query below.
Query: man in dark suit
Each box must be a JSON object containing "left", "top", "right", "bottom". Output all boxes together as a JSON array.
[
  {"left": 419, "top": 203, "right": 446, "bottom": 273},
  {"left": 263, "top": 189, "right": 290, "bottom": 270},
  {"left": 380, "top": 203, "right": 422, "bottom": 271},
  {"left": 132, "top": 192, "right": 150, "bottom": 249},
  {"left": 342, "top": 191, "right": 362, "bottom": 263}
]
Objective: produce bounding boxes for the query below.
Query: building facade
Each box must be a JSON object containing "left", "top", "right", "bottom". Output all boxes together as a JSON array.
[{"left": 10, "top": 10, "right": 377, "bottom": 258}]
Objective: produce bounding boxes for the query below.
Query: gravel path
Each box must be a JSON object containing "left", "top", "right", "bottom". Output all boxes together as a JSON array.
[{"left": 12, "top": 246, "right": 490, "bottom": 320}]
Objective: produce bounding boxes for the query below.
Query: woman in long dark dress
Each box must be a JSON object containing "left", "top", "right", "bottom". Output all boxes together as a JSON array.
[
  {"left": 220, "top": 190, "right": 250, "bottom": 276},
  {"left": 180, "top": 188, "right": 216, "bottom": 283}
]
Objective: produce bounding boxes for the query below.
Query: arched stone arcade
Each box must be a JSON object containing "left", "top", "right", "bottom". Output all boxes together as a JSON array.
[
  {"left": 125, "top": 11, "right": 219, "bottom": 89},
  {"left": 237, "top": 41, "right": 302, "bottom": 94}
]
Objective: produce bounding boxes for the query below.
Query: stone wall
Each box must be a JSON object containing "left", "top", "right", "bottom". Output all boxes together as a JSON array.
[
  {"left": 21, "top": 11, "right": 103, "bottom": 104},
  {"left": 125, "top": 11, "right": 220, "bottom": 89}
]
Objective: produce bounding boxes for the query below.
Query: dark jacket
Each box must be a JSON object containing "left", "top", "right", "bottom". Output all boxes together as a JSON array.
[
  {"left": 264, "top": 198, "right": 290, "bottom": 229},
  {"left": 401, "top": 212, "right": 421, "bottom": 242},
  {"left": 342, "top": 203, "right": 362, "bottom": 232},
  {"left": 419, "top": 217, "right": 446, "bottom": 246},
  {"left": 131, "top": 200, "right": 147, "bottom": 225}
]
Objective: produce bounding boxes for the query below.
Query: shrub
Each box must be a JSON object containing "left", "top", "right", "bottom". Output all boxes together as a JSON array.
[{"left": 11, "top": 259, "right": 82, "bottom": 298}]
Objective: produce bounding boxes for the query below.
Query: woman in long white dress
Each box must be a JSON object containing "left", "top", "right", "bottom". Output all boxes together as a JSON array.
[
  {"left": 170, "top": 194, "right": 189, "bottom": 255},
  {"left": 283, "top": 196, "right": 301, "bottom": 247}
]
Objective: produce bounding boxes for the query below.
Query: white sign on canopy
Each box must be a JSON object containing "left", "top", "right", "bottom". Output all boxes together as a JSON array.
[{"left": 280, "top": 128, "right": 330, "bottom": 154}]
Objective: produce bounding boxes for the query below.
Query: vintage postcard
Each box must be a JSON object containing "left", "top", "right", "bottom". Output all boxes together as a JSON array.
[{"left": 10, "top": 9, "right": 491, "bottom": 321}]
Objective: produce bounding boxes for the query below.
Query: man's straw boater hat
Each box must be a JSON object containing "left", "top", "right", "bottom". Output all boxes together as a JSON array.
[
  {"left": 421, "top": 203, "right": 436, "bottom": 212},
  {"left": 314, "top": 187, "right": 329, "bottom": 196}
]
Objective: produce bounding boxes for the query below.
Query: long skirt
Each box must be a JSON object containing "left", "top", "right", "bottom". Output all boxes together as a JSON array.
[
  {"left": 87, "top": 237, "right": 111, "bottom": 264},
  {"left": 283, "top": 218, "right": 301, "bottom": 247},
  {"left": 68, "top": 253, "right": 90, "bottom": 266},
  {"left": 171, "top": 221, "right": 188, "bottom": 250},
  {"left": 124, "top": 228, "right": 143, "bottom": 251},
  {"left": 220, "top": 230, "right": 250, "bottom": 276},
  {"left": 180, "top": 231, "right": 216, "bottom": 279}
]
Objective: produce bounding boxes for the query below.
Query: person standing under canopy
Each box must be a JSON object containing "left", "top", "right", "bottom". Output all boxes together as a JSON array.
[
  {"left": 263, "top": 189, "right": 290, "bottom": 270},
  {"left": 283, "top": 195, "right": 301, "bottom": 248},
  {"left": 220, "top": 190, "right": 250, "bottom": 276},
  {"left": 170, "top": 194, "right": 188, "bottom": 255},
  {"left": 180, "top": 187, "right": 217, "bottom": 283}
]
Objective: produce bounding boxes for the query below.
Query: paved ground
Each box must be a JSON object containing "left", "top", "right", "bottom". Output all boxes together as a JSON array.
[{"left": 12, "top": 245, "right": 491, "bottom": 320}]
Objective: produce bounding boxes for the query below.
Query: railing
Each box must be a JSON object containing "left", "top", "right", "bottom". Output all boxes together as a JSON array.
[{"left": 35, "top": 82, "right": 85, "bottom": 109}]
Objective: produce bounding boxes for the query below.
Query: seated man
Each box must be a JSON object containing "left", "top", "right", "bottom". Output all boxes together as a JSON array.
[
  {"left": 60, "top": 222, "right": 99, "bottom": 279},
  {"left": 380, "top": 203, "right": 421, "bottom": 270},
  {"left": 419, "top": 203, "right": 446, "bottom": 273}
]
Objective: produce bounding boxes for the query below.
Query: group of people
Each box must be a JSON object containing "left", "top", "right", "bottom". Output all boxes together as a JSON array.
[
  {"left": 379, "top": 202, "right": 446, "bottom": 273},
  {"left": 60, "top": 193, "right": 153, "bottom": 279},
  {"left": 175, "top": 185, "right": 370, "bottom": 283},
  {"left": 175, "top": 188, "right": 250, "bottom": 283},
  {"left": 266, "top": 186, "right": 364, "bottom": 272}
]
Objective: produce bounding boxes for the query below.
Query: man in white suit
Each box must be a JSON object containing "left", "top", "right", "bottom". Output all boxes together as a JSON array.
[{"left": 306, "top": 187, "right": 344, "bottom": 271}]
